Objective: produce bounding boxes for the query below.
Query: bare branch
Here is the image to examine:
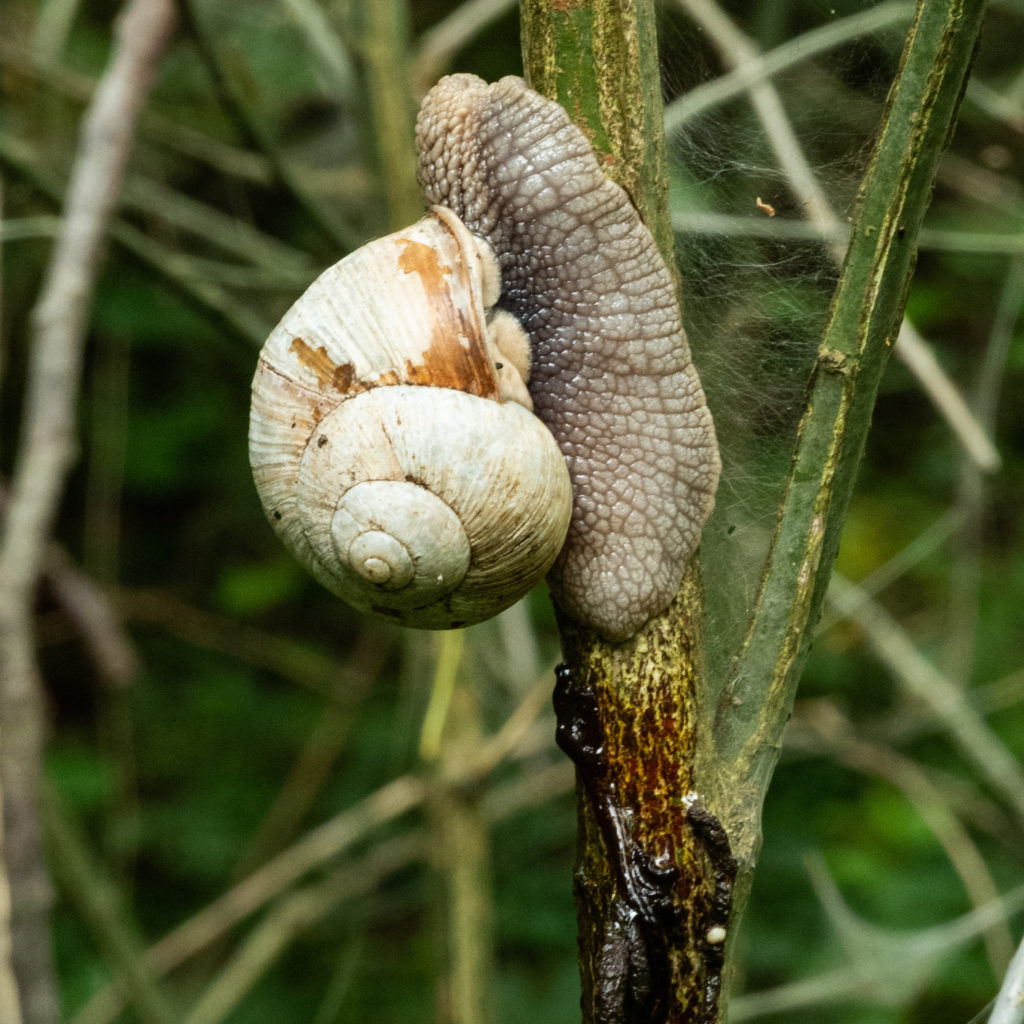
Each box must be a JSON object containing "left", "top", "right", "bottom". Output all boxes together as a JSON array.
[
  {"left": 791, "top": 702, "right": 1014, "bottom": 974},
  {"left": 0, "top": 2, "right": 177, "bottom": 1020},
  {"left": 0, "top": 783, "right": 21, "bottom": 1024}
]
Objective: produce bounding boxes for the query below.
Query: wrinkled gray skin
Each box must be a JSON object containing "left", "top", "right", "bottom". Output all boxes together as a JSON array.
[{"left": 416, "top": 74, "right": 720, "bottom": 642}]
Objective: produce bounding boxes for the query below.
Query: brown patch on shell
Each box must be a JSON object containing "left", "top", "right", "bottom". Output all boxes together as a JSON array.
[
  {"left": 287, "top": 212, "right": 504, "bottom": 404},
  {"left": 396, "top": 238, "right": 451, "bottom": 299},
  {"left": 288, "top": 337, "right": 340, "bottom": 390},
  {"left": 397, "top": 231, "right": 500, "bottom": 400},
  {"left": 288, "top": 338, "right": 359, "bottom": 394},
  {"left": 288, "top": 338, "right": 414, "bottom": 398}
]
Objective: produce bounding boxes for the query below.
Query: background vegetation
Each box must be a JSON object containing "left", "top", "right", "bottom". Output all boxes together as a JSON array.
[{"left": 1, "top": 0, "right": 1022, "bottom": 1022}]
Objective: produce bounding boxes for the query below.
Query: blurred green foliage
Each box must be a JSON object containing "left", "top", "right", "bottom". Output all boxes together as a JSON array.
[{"left": 1, "top": 0, "right": 1022, "bottom": 1022}]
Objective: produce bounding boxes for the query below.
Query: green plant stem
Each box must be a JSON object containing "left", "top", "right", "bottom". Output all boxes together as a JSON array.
[
  {"left": 705, "top": 0, "right": 989, "bottom": 916},
  {"left": 525, "top": 0, "right": 988, "bottom": 1020},
  {"left": 353, "top": 0, "right": 423, "bottom": 231},
  {"left": 424, "top": 634, "right": 495, "bottom": 1024},
  {"left": 522, "top": 0, "right": 674, "bottom": 263}
]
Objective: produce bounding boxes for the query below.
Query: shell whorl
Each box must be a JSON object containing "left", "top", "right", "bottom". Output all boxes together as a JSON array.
[
  {"left": 249, "top": 210, "right": 573, "bottom": 629},
  {"left": 331, "top": 482, "right": 470, "bottom": 598}
]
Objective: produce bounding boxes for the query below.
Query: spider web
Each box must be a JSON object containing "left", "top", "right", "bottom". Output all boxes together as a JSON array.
[{"left": 657, "top": 0, "right": 914, "bottom": 684}]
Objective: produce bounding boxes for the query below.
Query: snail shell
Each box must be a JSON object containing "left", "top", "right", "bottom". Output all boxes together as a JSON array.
[{"left": 249, "top": 207, "right": 573, "bottom": 629}]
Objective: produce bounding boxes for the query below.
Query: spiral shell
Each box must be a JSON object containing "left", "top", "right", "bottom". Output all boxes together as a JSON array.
[{"left": 249, "top": 207, "right": 573, "bottom": 628}]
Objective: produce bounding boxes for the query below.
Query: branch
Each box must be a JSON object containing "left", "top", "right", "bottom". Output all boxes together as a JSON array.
[
  {"left": 72, "top": 695, "right": 568, "bottom": 1024},
  {"left": 175, "top": 0, "right": 360, "bottom": 252},
  {"left": 0, "top": 3, "right": 177, "bottom": 1020},
  {"left": 413, "top": 0, "right": 516, "bottom": 95},
  {"left": 664, "top": 0, "right": 915, "bottom": 136},
  {"left": 0, "top": 172, "right": 24, "bottom": 1024},
  {"left": 0, "top": 778, "right": 20, "bottom": 1024},
  {"left": 826, "top": 574, "right": 1024, "bottom": 826},
  {"left": 352, "top": 0, "right": 422, "bottom": 230},
  {"left": 42, "top": 791, "right": 178, "bottom": 1024},
  {"left": 522, "top": 2, "right": 723, "bottom": 1021},
  {"left": 712, "top": 0, "right": 989, "bottom": 836},
  {"left": 0, "top": 128, "right": 271, "bottom": 347},
  {"left": 791, "top": 701, "right": 1014, "bottom": 974}
]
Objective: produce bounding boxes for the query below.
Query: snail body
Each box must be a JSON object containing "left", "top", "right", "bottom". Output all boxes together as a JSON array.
[{"left": 250, "top": 75, "right": 719, "bottom": 641}]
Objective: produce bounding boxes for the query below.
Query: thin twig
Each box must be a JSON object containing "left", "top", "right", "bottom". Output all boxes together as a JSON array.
[
  {"left": 70, "top": 775, "right": 426, "bottom": 1024},
  {"left": 493, "top": 600, "right": 543, "bottom": 691},
  {"left": 897, "top": 321, "right": 1001, "bottom": 473},
  {"left": 0, "top": 216, "right": 62, "bottom": 243},
  {"left": 228, "top": 633, "right": 388, "bottom": 877},
  {"left": 419, "top": 630, "right": 465, "bottom": 762},
  {"left": 0, "top": 4, "right": 176, "bottom": 1022},
  {"left": 0, "top": 174, "right": 5, "bottom": 447},
  {"left": 71, "top": 671, "right": 563, "bottom": 1024},
  {"left": 827, "top": 574, "right": 1024, "bottom": 827},
  {"left": 30, "top": 0, "right": 84, "bottom": 66},
  {"left": 730, "top": 881, "right": 1024, "bottom": 1020},
  {"left": 42, "top": 788, "right": 178, "bottom": 1024},
  {"left": 945, "top": 255, "right": 1024, "bottom": 680},
  {"left": 182, "top": 834, "right": 427, "bottom": 1024},
  {"left": 0, "top": 428, "right": 138, "bottom": 692},
  {"left": 0, "top": 36, "right": 273, "bottom": 184},
  {"left": 0, "top": 782, "right": 21, "bottom": 1023},
  {"left": 429, "top": 632, "right": 497, "bottom": 1024},
  {"left": 357, "top": 0, "right": 422, "bottom": 230},
  {"left": 967, "top": 78, "right": 1024, "bottom": 134},
  {"left": 117, "top": 587, "right": 370, "bottom": 698},
  {"left": 178, "top": 755, "right": 572, "bottom": 1024},
  {"left": 122, "top": 176, "right": 313, "bottom": 276},
  {"left": 0, "top": 128, "right": 272, "bottom": 346},
  {"left": 664, "top": 0, "right": 914, "bottom": 135},
  {"left": 43, "top": 545, "right": 138, "bottom": 689},
  {"left": 153, "top": 775, "right": 425, "bottom": 974},
  {"left": 671, "top": 210, "right": 1024, "bottom": 254},
  {"left": 792, "top": 701, "right": 1014, "bottom": 974},
  {"left": 176, "top": 0, "right": 361, "bottom": 252},
  {"left": 0, "top": 167, "right": 20, "bottom": 1024},
  {"left": 815, "top": 509, "right": 964, "bottom": 635},
  {"left": 278, "top": 0, "right": 355, "bottom": 100}
]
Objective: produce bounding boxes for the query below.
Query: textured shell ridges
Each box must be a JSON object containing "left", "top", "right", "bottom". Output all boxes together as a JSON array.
[
  {"left": 416, "top": 74, "right": 721, "bottom": 641},
  {"left": 249, "top": 210, "right": 573, "bottom": 629}
]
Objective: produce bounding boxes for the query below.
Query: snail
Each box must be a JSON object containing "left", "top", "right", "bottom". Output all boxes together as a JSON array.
[{"left": 249, "top": 74, "right": 720, "bottom": 641}]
